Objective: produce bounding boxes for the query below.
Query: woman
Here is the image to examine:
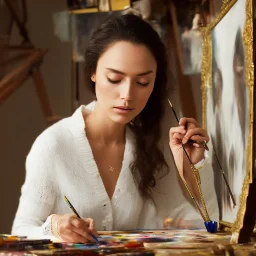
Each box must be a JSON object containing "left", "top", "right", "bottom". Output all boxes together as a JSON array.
[{"left": 12, "top": 14, "right": 218, "bottom": 243}]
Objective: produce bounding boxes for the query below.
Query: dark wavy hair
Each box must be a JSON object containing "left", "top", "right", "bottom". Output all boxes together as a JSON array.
[{"left": 84, "top": 14, "right": 169, "bottom": 201}]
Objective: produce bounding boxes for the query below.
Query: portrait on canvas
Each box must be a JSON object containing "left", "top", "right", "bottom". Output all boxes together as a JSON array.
[{"left": 206, "top": 0, "right": 248, "bottom": 223}]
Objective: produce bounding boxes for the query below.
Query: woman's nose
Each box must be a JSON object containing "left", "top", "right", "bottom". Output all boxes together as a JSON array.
[{"left": 120, "top": 82, "right": 133, "bottom": 100}]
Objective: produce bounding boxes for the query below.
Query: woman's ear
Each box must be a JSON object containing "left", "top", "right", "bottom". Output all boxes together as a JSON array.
[{"left": 91, "top": 74, "right": 96, "bottom": 82}]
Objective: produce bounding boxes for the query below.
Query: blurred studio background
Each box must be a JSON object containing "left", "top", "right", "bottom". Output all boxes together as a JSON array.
[{"left": 0, "top": 0, "right": 223, "bottom": 233}]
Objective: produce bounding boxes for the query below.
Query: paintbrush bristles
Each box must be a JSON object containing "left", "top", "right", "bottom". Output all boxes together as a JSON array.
[
  {"left": 167, "top": 98, "right": 180, "bottom": 123},
  {"left": 167, "top": 98, "right": 172, "bottom": 107}
]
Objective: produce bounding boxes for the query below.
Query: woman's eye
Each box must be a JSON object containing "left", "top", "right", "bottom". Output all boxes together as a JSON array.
[
  {"left": 138, "top": 82, "right": 150, "bottom": 86},
  {"left": 107, "top": 78, "right": 120, "bottom": 84}
]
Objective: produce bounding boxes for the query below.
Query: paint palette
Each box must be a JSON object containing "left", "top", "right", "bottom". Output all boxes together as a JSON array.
[{"left": 0, "top": 230, "right": 234, "bottom": 255}]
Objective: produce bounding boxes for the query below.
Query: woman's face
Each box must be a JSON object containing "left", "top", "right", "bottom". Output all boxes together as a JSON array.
[{"left": 92, "top": 41, "right": 157, "bottom": 125}]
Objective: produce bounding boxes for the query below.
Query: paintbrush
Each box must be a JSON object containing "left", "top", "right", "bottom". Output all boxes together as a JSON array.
[
  {"left": 167, "top": 99, "right": 235, "bottom": 206},
  {"left": 167, "top": 99, "right": 209, "bottom": 151},
  {"left": 167, "top": 99, "right": 218, "bottom": 233},
  {"left": 166, "top": 99, "right": 208, "bottom": 220},
  {"left": 64, "top": 196, "right": 100, "bottom": 244},
  {"left": 167, "top": 99, "right": 235, "bottom": 208}
]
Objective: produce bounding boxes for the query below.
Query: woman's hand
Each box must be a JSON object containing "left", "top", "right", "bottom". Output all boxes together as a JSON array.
[
  {"left": 52, "top": 214, "right": 97, "bottom": 243},
  {"left": 169, "top": 117, "right": 209, "bottom": 174}
]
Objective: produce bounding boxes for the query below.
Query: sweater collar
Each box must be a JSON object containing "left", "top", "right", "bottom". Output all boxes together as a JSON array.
[{"left": 69, "top": 104, "right": 134, "bottom": 176}]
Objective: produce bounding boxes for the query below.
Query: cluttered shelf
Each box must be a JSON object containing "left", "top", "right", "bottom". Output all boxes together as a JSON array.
[
  {"left": 66, "top": 0, "right": 131, "bottom": 14},
  {"left": 68, "top": 8, "right": 99, "bottom": 14}
]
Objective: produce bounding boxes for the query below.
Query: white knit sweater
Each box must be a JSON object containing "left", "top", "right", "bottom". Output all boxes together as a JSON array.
[{"left": 12, "top": 104, "right": 219, "bottom": 238}]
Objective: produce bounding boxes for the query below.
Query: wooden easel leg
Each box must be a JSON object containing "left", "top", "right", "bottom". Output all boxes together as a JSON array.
[
  {"left": 238, "top": 180, "right": 256, "bottom": 243},
  {"left": 169, "top": 2, "right": 198, "bottom": 119},
  {"left": 31, "top": 68, "right": 61, "bottom": 125},
  {"left": 0, "top": 74, "right": 29, "bottom": 105},
  {"left": 176, "top": 68, "right": 198, "bottom": 119}
]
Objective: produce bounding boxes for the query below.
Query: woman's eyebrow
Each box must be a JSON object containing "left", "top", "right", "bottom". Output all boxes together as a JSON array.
[{"left": 106, "top": 68, "right": 153, "bottom": 76}]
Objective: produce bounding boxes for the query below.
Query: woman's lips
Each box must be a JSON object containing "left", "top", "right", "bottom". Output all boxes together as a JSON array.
[{"left": 113, "top": 107, "right": 134, "bottom": 114}]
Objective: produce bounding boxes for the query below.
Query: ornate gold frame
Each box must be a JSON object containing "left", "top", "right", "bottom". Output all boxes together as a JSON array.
[{"left": 201, "top": 0, "right": 254, "bottom": 243}]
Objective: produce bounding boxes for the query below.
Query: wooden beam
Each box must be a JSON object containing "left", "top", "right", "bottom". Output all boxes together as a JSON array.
[{"left": 0, "top": 49, "right": 47, "bottom": 93}]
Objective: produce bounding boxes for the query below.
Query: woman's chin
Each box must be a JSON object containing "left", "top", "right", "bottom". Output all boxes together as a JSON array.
[{"left": 110, "top": 115, "right": 133, "bottom": 125}]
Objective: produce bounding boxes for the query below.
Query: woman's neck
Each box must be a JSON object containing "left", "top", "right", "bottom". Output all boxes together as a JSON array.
[{"left": 83, "top": 103, "right": 126, "bottom": 145}]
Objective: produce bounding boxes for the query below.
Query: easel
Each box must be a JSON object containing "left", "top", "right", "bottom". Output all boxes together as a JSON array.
[
  {"left": 168, "top": 1, "right": 198, "bottom": 119},
  {"left": 0, "top": 0, "right": 61, "bottom": 125}
]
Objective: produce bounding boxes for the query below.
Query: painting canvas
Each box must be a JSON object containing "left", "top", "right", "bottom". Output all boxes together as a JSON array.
[{"left": 202, "top": 0, "right": 254, "bottom": 238}]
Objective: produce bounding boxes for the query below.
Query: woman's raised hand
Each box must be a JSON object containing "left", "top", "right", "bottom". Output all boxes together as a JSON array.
[{"left": 169, "top": 117, "right": 209, "bottom": 168}]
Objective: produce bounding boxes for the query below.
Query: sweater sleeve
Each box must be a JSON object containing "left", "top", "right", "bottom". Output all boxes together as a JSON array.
[
  {"left": 197, "top": 156, "right": 219, "bottom": 222},
  {"left": 184, "top": 149, "right": 219, "bottom": 222},
  {"left": 172, "top": 152, "right": 219, "bottom": 224},
  {"left": 153, "top": 140, "right": 219, "bottom": 229},
  {"left": 11, "top": 133, "right": 57, "bottom": 238}
]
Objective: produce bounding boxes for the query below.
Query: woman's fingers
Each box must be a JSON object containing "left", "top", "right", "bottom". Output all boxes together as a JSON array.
[
  {"left": 173, "top": 133, "right": 185, "bottom": 141},
  {"left": 56, "top": 214, "right": 98, "bottom": 243},
  {"left": 190, "top": 135, "right": 209, "bottom": 142},
  {"left": 170, "top": 120, "right": 209, "bottom": 151},
  {"left": 182, "top": 127, "right": 209, "bottom": 144},
  {"left": 61, "top": 229, "right": 89, "bottom": 243},
  {"left": 172, "top": 135, "right": 206, "bottom": 148},
  {"left": 71, "top": 217, "right": 96, "bottom": 242},
  {"left": 70, "top": 225, "right": 94, "bottom": 242},
  {"left": 85, "top": 218, "right": 98, "bottom": 236},
  {"left": 179, "top": 117, "right": 200, "bottom": 128},
  {"left": 170, "top": 127, "right": 208, "bottom": 143},
  {"left": 169, "top": 126, "right": 186, "bottom": 137}
]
